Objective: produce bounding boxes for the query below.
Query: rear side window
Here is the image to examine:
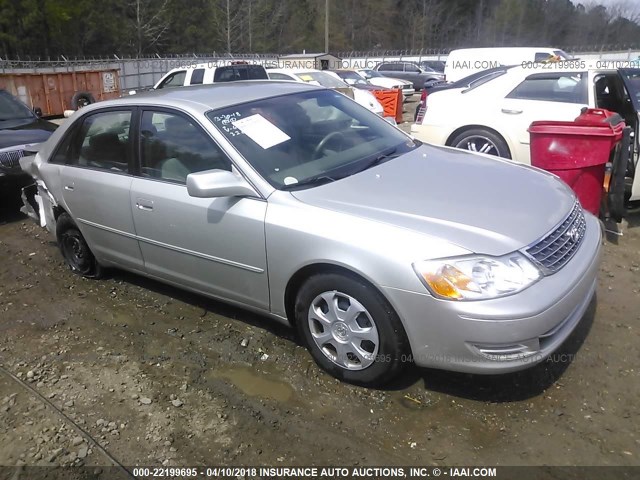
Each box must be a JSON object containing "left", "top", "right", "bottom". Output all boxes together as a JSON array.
[
  {"left": 157, "top": 71, "right": 186, "bottom": 89},
  {"left": 507, "top": 73, "right": 587, "bottom": 104},
  {"left": 404, "top": 64, "right": 421, "bottom": 73},
  {"left": 190, "top": 68, "right": 205, "bottom": 85},
  {"left": 67, "top": 111, "right": 132, "bottom": 171}
]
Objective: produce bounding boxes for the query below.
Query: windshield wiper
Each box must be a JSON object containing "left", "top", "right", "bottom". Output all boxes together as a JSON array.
[
  {"left": 351, "top": 147, "right": 402, "bottom": 175},
  {"left": 281, "top": 175, "right": 337, "bottom": 191}
]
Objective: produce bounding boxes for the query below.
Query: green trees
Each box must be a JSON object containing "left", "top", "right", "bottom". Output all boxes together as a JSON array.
[{"left": 0, "top": 0, "right": 638, "bottom": 57}]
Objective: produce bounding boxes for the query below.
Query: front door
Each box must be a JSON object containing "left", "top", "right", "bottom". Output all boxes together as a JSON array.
[{"left": 130, "top": 109, "right": 269, "bottom": 308}]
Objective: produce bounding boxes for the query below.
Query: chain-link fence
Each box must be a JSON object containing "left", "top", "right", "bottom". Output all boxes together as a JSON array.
[{"left": 2, "top": 45, "right": 640, "bottom": 94}]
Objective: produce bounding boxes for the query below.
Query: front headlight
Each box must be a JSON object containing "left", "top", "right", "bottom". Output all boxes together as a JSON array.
[{"left": 413, "top": 252, "right": 541, "bottom": 301}]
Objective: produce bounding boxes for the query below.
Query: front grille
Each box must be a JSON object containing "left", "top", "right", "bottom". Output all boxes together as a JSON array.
[
  {"left": 525, "top": 202, "right": 586, "bottom": 274},
  {"left": 0, "top": 149, "right": 25, "bottom": 170}
]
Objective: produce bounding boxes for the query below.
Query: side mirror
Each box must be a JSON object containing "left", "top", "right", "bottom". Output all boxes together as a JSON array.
[
  {"left": 33, "top": 107, "right": 43, "bottom": 117},
  {"left": 186, "top": 169, "right": 257, "bottom": 198}
]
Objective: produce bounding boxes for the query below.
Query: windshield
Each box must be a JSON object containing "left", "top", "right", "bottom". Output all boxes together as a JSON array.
[
  {"left": 295, "top": 71, "right": 348, "bottom": 88},
  {"left": 554, "top": 50, "right": 572, "bottom": 60},
  {"left": 361, "top": 69, "right": 383, "bottom": 78},
  {"left": 334, "top": 71, "right": 368, "bottom": 86},
  {"left": 207, "top": 89, "right": 418, "bottom": 190},
  {"left": 0, "top": 91, "right": 35, "bottom": 121}
]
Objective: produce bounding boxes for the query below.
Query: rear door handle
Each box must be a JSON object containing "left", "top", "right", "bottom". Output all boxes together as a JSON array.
[
  {"left": 501, "top": 108, "right": 523, "bottom": 115},
  {"left": 136, "top": 198, "right": 154, "bottom": 211}
]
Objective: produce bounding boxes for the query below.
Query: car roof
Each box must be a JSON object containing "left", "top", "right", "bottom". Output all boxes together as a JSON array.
[
  {"left": 78, "top": 81, "right": 323, "bottom": 115},
  {"left": 268, "top": 68, "right": 323, "bottom": 75}
]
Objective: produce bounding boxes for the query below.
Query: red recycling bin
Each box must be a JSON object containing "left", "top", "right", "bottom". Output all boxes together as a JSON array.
[{"left": 528, "top": 109, "right": 624, "bottom": 215}]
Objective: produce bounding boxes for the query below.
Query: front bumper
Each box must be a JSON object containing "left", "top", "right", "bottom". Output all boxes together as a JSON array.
[{"left": 382, "top": 213, "right": 602, "bottom": 374}]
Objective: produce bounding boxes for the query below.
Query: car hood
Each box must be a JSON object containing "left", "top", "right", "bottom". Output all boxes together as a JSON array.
[
  {"left": 0, "top": 118, "right": 57, "bottom": 149},
  {"left": 291, "top": 144, "right": 575, "bottom": 256}
]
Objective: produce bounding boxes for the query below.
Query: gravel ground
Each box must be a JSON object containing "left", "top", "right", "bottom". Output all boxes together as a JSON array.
[{"left": 1, "top": 97, "right": 639, "bottom": 470}]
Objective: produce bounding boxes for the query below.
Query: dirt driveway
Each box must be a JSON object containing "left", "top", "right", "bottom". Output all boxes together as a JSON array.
[{"left": 1, "top": 100, "right": 639, "bottom": 473}]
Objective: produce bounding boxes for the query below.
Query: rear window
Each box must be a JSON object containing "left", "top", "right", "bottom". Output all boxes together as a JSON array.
[
  {"left": 507, "top": 73, "right": 587, "bottom": 104},
  {"left": 214, "top": 65, "right": 268, "bottom": 82}
]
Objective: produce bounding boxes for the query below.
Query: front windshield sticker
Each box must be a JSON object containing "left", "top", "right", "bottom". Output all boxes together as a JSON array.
[
  {"left": 232, "top": 114, "right": 290, "bottom": 149},
  {"left": 283, "top": 176, "right": 298, "bottom": 185},
  {"left": 212, "top": 112, "right": 243, "bottom": 137}
]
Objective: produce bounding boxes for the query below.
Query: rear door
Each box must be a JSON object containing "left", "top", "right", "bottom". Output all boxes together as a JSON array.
[
  {"left": 499, "top": 72, "right": 588, "bottom": 163},
  {"left": 58, "top": 108, "right": 144, "bottom": 271}
]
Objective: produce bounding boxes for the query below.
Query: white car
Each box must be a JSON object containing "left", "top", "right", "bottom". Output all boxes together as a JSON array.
[
  {"left": 411, "top": 65, "right": 640, "bottom": 201},
  {"left": 154, "top": 62, "right": 268, "bottom": 89},
  {"left": 356, "top": 69, "right": 415, "bottom": 99},
  {"left": 267, "top": 68, "right": 384, "bottom": 116}
]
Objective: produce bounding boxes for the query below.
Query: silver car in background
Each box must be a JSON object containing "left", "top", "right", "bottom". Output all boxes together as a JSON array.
[{"left": 21, "top": 81, "right": 602, "bottom": 386}]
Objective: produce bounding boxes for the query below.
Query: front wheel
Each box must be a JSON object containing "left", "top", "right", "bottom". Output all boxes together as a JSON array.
[
  {"left": 294, "top": 273, "right": 409, "bottom": 386},
  {"left": 450, "top": 129, "right": 511, "bottom": 158}
]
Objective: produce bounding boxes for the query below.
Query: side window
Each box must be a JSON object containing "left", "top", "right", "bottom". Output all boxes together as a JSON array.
[
  {"left": 50, "top": 126, "right": 77, "bottom": 165},
  {"left": 139, "top": 110, "right": 231, "bottom": 184},
  {"left": 534, "top": 52, "right": 553, "bottom": 63},
  {"left": 190, "top": 68, "right": 205, "bottom": 85},
  {"left": 68, "top": 111, "right": 131, "bottom": 171},
  {"left": 507, "top": 73, "right": 587, "bottom": 104},
  {"left": 377, "top": 64, "right": 391, "bottom": 71},
  {"left": 405, "top": 63, "right": 420, "bottom": 73},
  {"left": 269, "top": 72, "right": 295, "bottom": 81},
  {"left": 157, "top": 71, "right": 186, "bottom": 89}
]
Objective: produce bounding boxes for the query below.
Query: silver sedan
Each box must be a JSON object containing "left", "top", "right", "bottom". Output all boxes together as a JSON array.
[{"left": 21, "top": 81, "right": 602, "bottom": 386}]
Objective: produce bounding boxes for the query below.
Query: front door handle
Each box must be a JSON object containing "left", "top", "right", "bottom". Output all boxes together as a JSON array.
[
  {"left": 64, "top": 185, "right": 74, "bottom": 191},
  {"left": 501, "top": 108, "right": 523, "bottom": 115},
  {"left": 136, "top": 198, "right": 154, "bottom": 211}
]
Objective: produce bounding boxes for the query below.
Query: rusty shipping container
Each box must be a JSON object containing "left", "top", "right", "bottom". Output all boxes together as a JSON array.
[{"left": 0, "top": 69, "right": 120, "bottom": 117}]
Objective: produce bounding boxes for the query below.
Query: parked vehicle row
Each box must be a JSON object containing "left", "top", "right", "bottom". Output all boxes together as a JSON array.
[
  {"left": 410, "top": 64, "right": 640, "bottom": 202},
  {"left": 0, "top": 89, "right": 57, "bottom": 192}
]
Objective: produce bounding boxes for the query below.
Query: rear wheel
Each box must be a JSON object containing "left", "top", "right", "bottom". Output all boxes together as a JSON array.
[
  {"left": 56, "top": 213, "right": 103, "bottom": 278},
  {"left": 450, "top": 128, "right": 511, "bottom": 158},
  {"left": 295, "top": 273, "right": 409, "bottom": 386}
]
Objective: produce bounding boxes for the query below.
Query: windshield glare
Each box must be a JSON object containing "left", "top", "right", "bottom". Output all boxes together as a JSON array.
[
  {"left": 0, "top": 91, "right": 35, "bottom": 120},
  {"left": 295, "top": 71, "right": 348, "bottom": 89},
  {"left": 208, "top": 89, "right": 418, "bottom": 190}
]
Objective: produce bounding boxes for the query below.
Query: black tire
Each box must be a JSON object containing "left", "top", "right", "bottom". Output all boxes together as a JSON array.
[
  {"left": 71, "top": 92, "right": 95, "bottom": 110},
  {"left": 294, "top": 272, "right": 410, "bottom": 386},
  {"left": 56, "top": 213, "right": 103, "bottom": 278},
  {"left": 450, "top": 128, "right": 511, "bottom": 159}
]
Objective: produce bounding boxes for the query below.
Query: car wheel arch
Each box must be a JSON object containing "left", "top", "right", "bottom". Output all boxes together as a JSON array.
[
  {"left": 446, "top": 125, "right": 513, "bottom": 158},
  {"left": 283, "top": 263, "right": 398, "bottom": 329}
]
